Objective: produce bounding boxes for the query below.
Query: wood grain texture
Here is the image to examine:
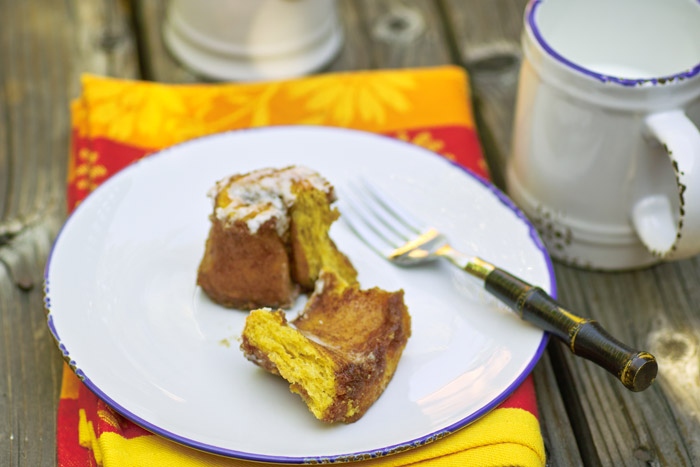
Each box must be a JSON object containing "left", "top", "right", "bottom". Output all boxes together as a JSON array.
[
  {"left": 441, "top": 0, "right": 527, "bottom": 189},
  {"left": 0, "top": 0, "right": 74, "bottom": 463},
  {"left": 552, "top": 262, "right": 700, "bottom": 466},
  {"left": 533, "top": 353, "right": 586, "bottom": 467}
]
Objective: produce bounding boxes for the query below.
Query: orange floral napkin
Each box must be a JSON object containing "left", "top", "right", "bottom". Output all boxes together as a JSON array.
[{"left": 58, "top": 66, "right": 546, "bottom": 466}]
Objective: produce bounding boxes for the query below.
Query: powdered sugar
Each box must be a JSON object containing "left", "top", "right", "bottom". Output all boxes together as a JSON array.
[{"left": 211, "top": 166, "right": 333, "bottom": 236}]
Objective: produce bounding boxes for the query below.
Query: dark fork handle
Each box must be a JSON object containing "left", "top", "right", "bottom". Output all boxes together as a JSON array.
[{"left": 484, "top": 268, "right": 658, "bottom": 392}]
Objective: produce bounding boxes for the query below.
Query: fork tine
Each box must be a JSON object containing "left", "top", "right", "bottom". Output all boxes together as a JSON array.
[
  {"left": 359, "top": 180, "right": 426, "bottom": 236},
  {"left": 344, "top": 183, "right": 406, "bottom": 248},
  {"left": 338, "top": 194, "right": 400, "bottom": 256},
  {"left": 339, "top": 179, "right": 432, "bottom": 258},
  {"left": 349, "top": 181, "right": 416, "bottom": 243}
]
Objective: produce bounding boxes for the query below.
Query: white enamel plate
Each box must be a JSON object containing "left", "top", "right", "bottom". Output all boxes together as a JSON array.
[{"left": 45, "top": 126, "right": 552, "bottom": 463}]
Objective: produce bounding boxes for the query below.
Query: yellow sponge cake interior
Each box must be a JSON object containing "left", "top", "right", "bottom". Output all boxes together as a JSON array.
[
  {"left": 290, "top": 183, "right": 357, "bottom": 290},
  {"left": 241, "top": 308, "right": 339, "bottom": 421}
]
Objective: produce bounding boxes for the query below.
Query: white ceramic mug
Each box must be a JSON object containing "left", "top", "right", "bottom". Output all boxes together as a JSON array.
[
  {"left": 507, "top": 0, "right": 700, "bottom": 270},
  {"left": 163, "top": 0, "right": 343, "bottom": 81}
]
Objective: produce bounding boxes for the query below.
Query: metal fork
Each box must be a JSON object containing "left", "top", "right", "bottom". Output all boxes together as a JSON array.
[{"left": 340, "top": 180, "right": 657, "bottom": 392}]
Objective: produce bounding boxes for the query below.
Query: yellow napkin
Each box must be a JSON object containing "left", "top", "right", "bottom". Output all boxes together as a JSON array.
[{"left": 58, "top": 66, "right": 546, "bottom": 467}]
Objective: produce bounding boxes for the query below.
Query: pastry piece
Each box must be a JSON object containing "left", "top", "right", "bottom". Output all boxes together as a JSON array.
[
  {"left": 197, "top": 166, "right": 357, "bottom": 309},
  {"left": 240, "top": 272, "right": 411, "bottom": 423}
]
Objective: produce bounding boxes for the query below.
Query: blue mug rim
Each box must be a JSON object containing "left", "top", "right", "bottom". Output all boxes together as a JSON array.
[{"left": 527, "top": 0, "right": 700, "bottom": 87}]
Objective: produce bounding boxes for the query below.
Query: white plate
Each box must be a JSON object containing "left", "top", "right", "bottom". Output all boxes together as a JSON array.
[{"left": 46, "top": 126, "right": 553, "bottom": 463}]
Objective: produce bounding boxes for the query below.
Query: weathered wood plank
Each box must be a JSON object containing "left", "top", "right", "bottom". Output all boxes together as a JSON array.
[
  {"left": 441, "top": 0, "right": 528, "bottom": 188},
  {"left": 532, "top": 351, "right": 586, "bottom": 467},
  {"left": 552, "top": 262, "right": 700, "bottom": 466},
  {"left": 0, "top": 0, "right": 140, "bottom": 465},
  {"left": 0, "top": 0, "right": 75, "bottom": 463},
  {"left": 353, "top": 0, "right": 452, "bottom": 68}
]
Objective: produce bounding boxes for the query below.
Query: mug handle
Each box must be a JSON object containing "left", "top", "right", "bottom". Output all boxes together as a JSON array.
[{"left": 632, "top": 110, "right": 700, "bottom": 260}]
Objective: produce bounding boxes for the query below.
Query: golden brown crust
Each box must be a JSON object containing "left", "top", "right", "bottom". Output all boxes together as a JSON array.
[
  {"left": 197, "top": 217, "right": 298, "bottom": 310},
  {"left": 197, "top": 166, "right": 356, "bottom": 310},
  {"left": 295, "top": 277, "right": 411, "bottom": 423},
  {"left": 240, "top": 272, "right": 411, "bottom": 423}
]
